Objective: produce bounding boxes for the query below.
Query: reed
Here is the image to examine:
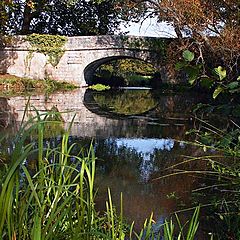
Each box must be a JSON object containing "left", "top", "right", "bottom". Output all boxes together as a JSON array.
[{"left": 0, "top": 108, "right": 200, "bottom": 240}]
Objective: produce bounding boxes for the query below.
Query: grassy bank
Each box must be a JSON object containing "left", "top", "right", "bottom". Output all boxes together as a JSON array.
[
  {"left": 0, "top": 109, "right": 199, "bottom": 240},
  {"left": 0, "top": 74, "right": 77, "bottom": 96}
]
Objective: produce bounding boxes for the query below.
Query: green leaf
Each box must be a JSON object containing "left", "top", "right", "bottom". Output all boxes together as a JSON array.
[
  {"left": 189, "top": 78, "right": 196, "bottom": 85},
  {"left": 237, "top": 76, "right": 240, "bottom": 81},
  {"left": 215, "top": 104, "right": 231, "bottom": 115},
  {"left": 219, "top": 135, "right": 233, "bottom": 148},
  {"left": 213, "top": 86, "right": 224, "bottom": 99},
  {"left": 200, "top": 77, "right": 214, "bottom": 89},
  {"left": 227, "top": 81, "right": 239, "bottom": 89},
  {"left": 175, "top": 61, "right": 187, "bottom": 70},
  {"left": 183, "top": 50, "right": 195, "bottom": 62},
  {"left": 232, "top": 105, "right": 240, "bottom": 117},
  {"left": 185, "top": 66, "right": 199, "bottom": 85},
  {"left": 214, "top": 66, "right": 226, "bottom": 81},
  {"left": 219, "top": 214, "right": 224, "bottom": 221},
  {"left": 229, "top": 87, "right": 240, "bottom": 93}
]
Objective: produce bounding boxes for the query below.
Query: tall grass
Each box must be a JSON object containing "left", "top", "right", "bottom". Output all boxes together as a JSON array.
[
  {"left": 153, "top": 116, "right": 240, "bottom": 239},
  {"left": 0, "top": 108, "right": 200, "bottom": 240}
]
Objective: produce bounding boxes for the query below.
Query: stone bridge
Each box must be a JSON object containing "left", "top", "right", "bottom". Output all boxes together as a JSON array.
[{"left": 0, "top": 35, "right": 174, "bottom": 86}]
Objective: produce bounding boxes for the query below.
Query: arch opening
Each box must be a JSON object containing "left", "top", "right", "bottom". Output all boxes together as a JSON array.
[{"left": 84, "top": 56, "right": 162, "bottom": 88}]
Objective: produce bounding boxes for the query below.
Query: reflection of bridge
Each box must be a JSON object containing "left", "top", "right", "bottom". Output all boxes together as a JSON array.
[
  {"left": 1, "top": 89, "right": 199, "bottom": 139},
  {"left": 0, "top": 35, "right": 174, "bottom": 86}
]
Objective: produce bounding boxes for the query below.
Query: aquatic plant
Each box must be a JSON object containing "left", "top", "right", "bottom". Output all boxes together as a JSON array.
[
  {"left": 0, "top": 107, "right": 200, "bottom": 240},
  {"left": 88, "top": 84, "right": 111, "bottom": 91},
  {"left": 152, "top": 114, "right": 240, "bottom": 239}
]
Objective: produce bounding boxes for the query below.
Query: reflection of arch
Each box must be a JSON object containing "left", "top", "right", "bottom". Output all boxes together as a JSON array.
[
  {"left": 84, "top": 55, "right": 155, "bottom": 85},
  {"left": 83, "top": 89, "right": 159, "bottom": 119}
]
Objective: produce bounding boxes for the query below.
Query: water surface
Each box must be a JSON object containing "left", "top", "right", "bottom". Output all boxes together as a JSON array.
[{"left": 0, "top": 88, "right": 213, "bottom": 234}]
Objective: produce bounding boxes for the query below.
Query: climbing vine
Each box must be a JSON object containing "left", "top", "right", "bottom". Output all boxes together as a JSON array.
[{"left": 25, "top": 34, "right": 67, "bottom": 66}]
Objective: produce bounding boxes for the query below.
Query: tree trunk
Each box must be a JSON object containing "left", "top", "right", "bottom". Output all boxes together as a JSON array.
[{"left": 20, "top": 3, "right": 32, "bottom": 34}]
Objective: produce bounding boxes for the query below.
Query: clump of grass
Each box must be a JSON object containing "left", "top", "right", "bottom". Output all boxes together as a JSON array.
[
  {"left": 88, "top": 84, "right": 110, "bottom": 91},
  {"left": 0, "top": 107, "right": 200, "bottom": 240}
]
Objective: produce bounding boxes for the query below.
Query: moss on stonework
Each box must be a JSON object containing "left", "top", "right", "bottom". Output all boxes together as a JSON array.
[{"left": 25, "top": 34, "right": 67, "bottom": 66}]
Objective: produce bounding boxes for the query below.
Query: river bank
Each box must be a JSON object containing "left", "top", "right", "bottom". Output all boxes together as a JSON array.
[{"left": 0, "top": 74, "right": 77, "bottom": 96}]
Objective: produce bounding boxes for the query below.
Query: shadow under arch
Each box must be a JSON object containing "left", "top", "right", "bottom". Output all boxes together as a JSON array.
[{"left": 83, "top": 55, "right": 156, "bottom": 86}]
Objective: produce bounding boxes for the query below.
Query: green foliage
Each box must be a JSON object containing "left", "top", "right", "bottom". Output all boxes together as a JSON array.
[
  {"left": 176, "top": 49, "right": 240, "bottom": 99},
  {"left": 126, "top": 75, "right": 152, "bottom": 87},
  {"left": 88, "top": 84, "right": 110, "bottom": 91},
  {"left": 214, "top": 66, "right": 226, "bottom": 81},
  {"left": 212, "top": 86, "right": 223, "bottom": 99},
  {"left": 98, "top": 59, "right": 156, "bottom": 77},
  {"left": 175, "top": 50, "right": 202, "bottom": 86},
  {"left": 96, "top": 59, "right": 158, "bottom": 87},
  {"left": 185, "top": 114, "right": 240, "bottom": 238},
  {"left": 26, "top": 34, "right": 67, "bottom": 66},
  {"left": 4, "top": 0, "right": 122, "bottom": 36},
  {"left": 182, "top": 50, "right": 195, "bottom": 62},
  {"left": 0, "top": 1, "right": 13, "bottom": 34},
  {"left": 0, "top": 110, "right": 126, "bottom": 240},
  {"left": 124, "top": 37, "right": 167, "bottom": 57}
]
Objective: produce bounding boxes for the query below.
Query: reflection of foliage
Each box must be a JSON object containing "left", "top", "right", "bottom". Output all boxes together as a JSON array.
[
  {"left": 94, "top": 138, "right": 142, "bottom": 176},
  {"left": 42, "top": 108, "right": 65, "bottom": 138},
  {"left": 79, "top": 137, "right": 195, "bottom": 183},
  {"left": 0, "top": 134, "right": 12, "bottom": 165},
  {"left": 93, "top": 90, "right": 158, "bottom": 115},
  {"left": 28, "top": 107, "right": 65, "bottom": 139}
]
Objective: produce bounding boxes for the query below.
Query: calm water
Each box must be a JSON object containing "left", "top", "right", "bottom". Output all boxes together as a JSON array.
[{"left": 0, "top": 88, "right": 216, "bottom": 235}]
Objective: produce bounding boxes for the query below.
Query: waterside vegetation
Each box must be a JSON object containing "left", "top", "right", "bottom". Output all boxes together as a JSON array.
[
  {"left": 0, "top": 1, "right": 239, "bottom": 238},
  {"left": 0, "top": 74, "right": 77, "bottom": 96},
  {"left": 0, "top": 109, "right": 200, "bottom": 240}
]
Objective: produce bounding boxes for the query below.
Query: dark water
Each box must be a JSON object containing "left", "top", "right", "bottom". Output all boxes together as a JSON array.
[{"left": 0, "top": 88, "right": 217, "bottom": 236}]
